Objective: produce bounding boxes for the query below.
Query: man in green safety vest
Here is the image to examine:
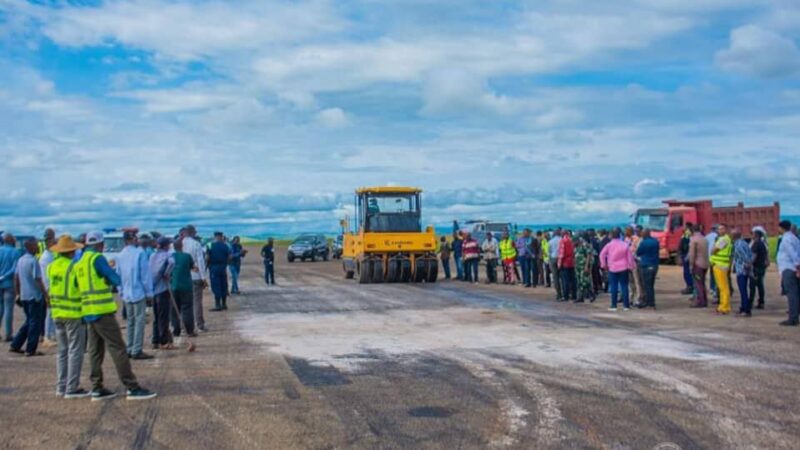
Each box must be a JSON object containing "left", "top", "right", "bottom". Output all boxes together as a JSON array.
[
  {"left": 48, "top": 235, "right": 91, "bottom": 399},
  {"left": 75, "top": 231, "right": 157, "bottom": 401},
  {"left": 710, "top": 224, "right": 733, "bottom": 315}
]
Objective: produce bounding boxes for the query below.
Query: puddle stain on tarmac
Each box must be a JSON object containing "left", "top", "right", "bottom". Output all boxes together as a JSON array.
[{"left": 286, "top": 356, "right": 351, "bottom": 387}]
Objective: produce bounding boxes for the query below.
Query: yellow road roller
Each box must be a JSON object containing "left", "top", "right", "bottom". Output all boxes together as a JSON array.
[{"left": 342, "top": 186, "right": 438, "bottom": 283}]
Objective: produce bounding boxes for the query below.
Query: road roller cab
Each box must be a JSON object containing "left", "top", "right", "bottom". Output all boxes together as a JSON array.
[{"left": 342, "top": 187, "right": 438, "bottom": 283}]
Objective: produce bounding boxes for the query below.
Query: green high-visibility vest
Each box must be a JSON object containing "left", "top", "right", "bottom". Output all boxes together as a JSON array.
[
  {"left": 75, "top": 251, "right": 116, "bottom": 316},
  {"left": 48, "top": 255, "right": 83, "bottom": 320},
  {"left": 541, "top": 239, "right": 550, "bottom": 262},
  {"left": 499, "top": 239, "right": 517, "bottom": 260},
  {"left": 710, "top": 235, "right": 732, "bottom": 267}
]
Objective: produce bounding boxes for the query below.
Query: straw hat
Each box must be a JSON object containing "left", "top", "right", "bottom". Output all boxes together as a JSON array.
[{"left": 50, "top": 235, "right": 84, "bottom": 253}]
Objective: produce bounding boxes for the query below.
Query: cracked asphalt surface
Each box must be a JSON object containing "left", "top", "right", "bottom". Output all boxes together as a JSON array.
[{"left": 1, "top": 245, "right": 799, "bottom": 449}]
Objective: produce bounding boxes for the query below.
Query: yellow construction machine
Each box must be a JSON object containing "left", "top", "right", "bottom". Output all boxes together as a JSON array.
[{"left": 341, "top": 186, "right": 438, "bottom": 283}]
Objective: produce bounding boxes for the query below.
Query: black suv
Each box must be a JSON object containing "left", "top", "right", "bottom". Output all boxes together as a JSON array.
[{"left": 287, "top": 234, "right": 330, "bottom": 262}]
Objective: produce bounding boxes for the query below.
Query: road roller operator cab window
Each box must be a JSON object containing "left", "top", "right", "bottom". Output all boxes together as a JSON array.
[{"left": 358, "top": 192, "right": 421, "bottom": 233}]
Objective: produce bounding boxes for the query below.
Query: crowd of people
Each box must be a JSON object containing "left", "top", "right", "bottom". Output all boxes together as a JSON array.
[
  {"left": 437, "top": 220, "right": 800, "bottom": 325},
  {"left": 0, "top": 224, "right": 257, "bottom": 402}
]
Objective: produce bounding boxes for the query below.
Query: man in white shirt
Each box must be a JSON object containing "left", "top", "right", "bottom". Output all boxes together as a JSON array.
[
  {"left": 777, "top": 220, "right": 800, "bottom": 326},
  {"left": 38, "top": 233, "right": 57, "bottom": 344},
  {"left": 182, "top": 225, "right": 208, "bottom": 332}
]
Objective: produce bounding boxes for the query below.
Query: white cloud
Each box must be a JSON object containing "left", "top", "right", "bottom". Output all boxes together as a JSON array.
[
  {"left": 316, "top": 108, "right": 349, "bottom": 128},
  {"left": 715, "top": 25, "right": 800, "bottom": 78},
  {"left": 113, "top": 88, "right": 241, "bottom": 113},
  {"left": 36, "top": 0, "right": 344, "bottom": 61}
]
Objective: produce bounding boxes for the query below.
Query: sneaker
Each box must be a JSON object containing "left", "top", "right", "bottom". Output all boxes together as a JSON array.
[
  {"left": 623, "top": 307, "right": 631, "bottom": 311},
  {"left": 56, "top": 390, "right": 65, "bottom": 397},
  {"left": 131, "top": 352, "right": 155, "bottom": 360},
  {"left": 608, "top": 307, "right": 617, "bottom": 311},
  {"left": 779, "top": 320, "right": 799, "bottom": 326},
  {"left": 91, "top": 388, "right": 118, "bottom": 401},
  {"left": 64, "top": 388, "right": 91, "bottom": 399},
  {"left": 127, "top": 388, "right": 158, "bottom": 401},
  {"left": 8, "top": 347, "right": 24, "bottom": 354}
]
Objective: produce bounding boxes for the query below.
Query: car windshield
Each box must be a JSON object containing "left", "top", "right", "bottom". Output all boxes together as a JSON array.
[
  {"left": 487, "top": 224, "right": 510, "bottom": 233},
  {"left": 294, "top": 236, "right": 315, "bottom": 244},
  {"left": 104, "top": 237, "right": 125, "bottom": 253},
  {"left": 635, "top": 213, "right": 668, "bottom": 231}
]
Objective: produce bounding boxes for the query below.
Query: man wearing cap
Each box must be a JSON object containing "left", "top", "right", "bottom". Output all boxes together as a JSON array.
[
  {"left": 208, "top": 232, "right": 231, "bottom": 311},
  {"left": 48, "top": 235, "right": 91, "bottom": 398},
  {"left": 75, "top": 231, "right": 157, "bottom": 400},
  {"left": 777, "top": 220, "right": 800, "bottom": 326},
  {"left": 182, "top": 225, "right": 208, "bottom": 331},
  {"left": 149, "top": 236, "right": 174, "bottom": 349},
  {"left": 116, "top": 231, "right": 154, "bottom": 360}
]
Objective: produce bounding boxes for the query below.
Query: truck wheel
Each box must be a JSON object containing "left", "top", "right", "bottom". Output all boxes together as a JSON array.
[
  {"left": 426, "top": 259, "right": 439, "bottom": 283},
  {"left": 358, "top": 261, "right": 371, "bottom": 284},
  {"left": 386, "top": 259, "right": 400, "bottom": 283},
  {"left": 371, "top": 260, "right": 384, "bottom": 283},
  {"left": 400, "top": 259, "right": 412, "bottom": 282},
  {"left": 414, "top": 259, "right": 427, "bottom": 283}
]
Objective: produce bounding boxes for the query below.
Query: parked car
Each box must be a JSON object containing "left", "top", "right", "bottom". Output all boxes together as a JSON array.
[
  {"left": 287, "top": 234, "right": 330, "bottom": 262},
  {"left": 332, "top": 234, "right": 343, "bottom": 259}
]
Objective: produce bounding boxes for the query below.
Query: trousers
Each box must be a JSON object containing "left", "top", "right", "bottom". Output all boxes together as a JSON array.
[
  {"left": 0, "top": 287, "right": 15, "bottom": 340},
  {"left": 210, "top": 265, "right": 228, "bottom": 308},
  {"left": 713, "top": 266, "right": 731, "bottom": 314},
  {"left": 11, "top": 300, "right": 45, "bottom": 354},
  {"left": 192, "top": 280, "right": 205, "bottom": 330},
  {"left": 264, "top": 260, "right": 275, "bottom": 285},
  {"left": 692, "top": 266, "right": 708, "bottom": 307},
  {"left": 641, "top": 265, "right": 658, "bottom": 307},
  {"left": 55, "top": 319, "right": 86, "bottom": 394},
  {"left": 87, "top": 314, "right": 140, "bottom": 391},
  {"left": 170, "top": 289, "right": 195, "bottom": 336},
  {"left": 124, "top": 300, "right": 146, "bottom": 356},
  {"left": 152, "top": 291, "right": 173, "bottom": 346},
  {"left": 608, "top": 271, "right": 630, "bottom": 309}
]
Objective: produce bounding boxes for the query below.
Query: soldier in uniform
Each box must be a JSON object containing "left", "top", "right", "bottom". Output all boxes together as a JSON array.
[{"left": 575, "top": 233, "right": 596, "bottom": 303}]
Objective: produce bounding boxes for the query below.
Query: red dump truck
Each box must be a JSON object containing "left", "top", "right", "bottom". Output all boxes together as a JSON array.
[{"left": 633, "top": 199, "right": 781, "bottom": 262}]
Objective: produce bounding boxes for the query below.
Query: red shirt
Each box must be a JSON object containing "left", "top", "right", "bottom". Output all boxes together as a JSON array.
[
  {"left": 558, "top": 235, "right": 575, "bottom": 268},
  {"left": 463, "top": 239, "right": 480, "bottom": 260}
]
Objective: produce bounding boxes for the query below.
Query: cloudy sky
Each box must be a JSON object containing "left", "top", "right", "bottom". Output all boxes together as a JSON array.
[{"left": 1, "top": 0, "right": 799, "bottom": 236}]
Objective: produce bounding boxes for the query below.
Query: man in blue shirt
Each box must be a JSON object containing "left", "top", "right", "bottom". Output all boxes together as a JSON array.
[
  {"left": 9, "top": 238, "right": 48, "bottom": 356},
  {"left": 116, "top": 232, "right": 154, "bottom": 359},
  {"left": 208, "top": 232, "right": 231, "bottom": 311},
  {"left": 777, "top": 221, "right": 800, "bottom": 326},
  {"left": 0, "top": 233, "right": 20, "bottom": 341},
  {"left": 636, "top": 229, "right": 660, "bottom": 309}
]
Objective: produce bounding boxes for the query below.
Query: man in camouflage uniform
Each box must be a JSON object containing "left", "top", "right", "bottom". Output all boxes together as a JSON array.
[{"left": 575, "top": 233, "right": 596, "bottom": 303}]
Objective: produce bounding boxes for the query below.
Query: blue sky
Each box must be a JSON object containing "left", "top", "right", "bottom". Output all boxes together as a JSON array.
[{"left": 1, "top": 0, "right": 799, "bottom": 236}]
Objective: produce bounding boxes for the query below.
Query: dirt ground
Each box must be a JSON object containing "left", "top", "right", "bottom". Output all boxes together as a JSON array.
[{"left": 1, "top": 245, "right": 799, "bottom": 450}]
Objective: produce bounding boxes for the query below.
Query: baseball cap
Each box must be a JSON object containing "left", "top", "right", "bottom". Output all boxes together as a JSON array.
[
  {"left": 86, "top": 231, "right": 104, "bottom": 245},
  {"left": 156, "top": 236, "right": 172, "bottom": 247}
]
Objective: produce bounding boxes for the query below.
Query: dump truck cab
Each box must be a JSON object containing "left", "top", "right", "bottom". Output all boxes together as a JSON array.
[
  {"left": 343, "top": 187, "right": 438, "bottom": 283},
  {"left": 634, "top": 207, "right": 698, "bottom": 261}
]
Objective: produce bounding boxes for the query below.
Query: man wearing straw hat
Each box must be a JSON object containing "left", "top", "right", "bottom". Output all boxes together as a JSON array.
[{"left": 48, "top": 235, "right": 91, "bottom": 398}]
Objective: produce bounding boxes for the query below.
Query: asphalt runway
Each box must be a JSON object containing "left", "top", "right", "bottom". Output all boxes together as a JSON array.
[{"left": 1, "top": 245, "right": 799, "bottom": 449}]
